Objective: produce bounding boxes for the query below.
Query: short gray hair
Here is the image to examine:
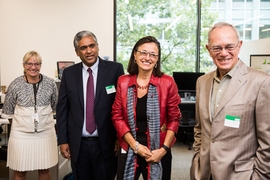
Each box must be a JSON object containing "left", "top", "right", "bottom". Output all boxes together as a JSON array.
[
  {"left": 73, "top": 30, "right": 98, "bottom": 50},
  {"left": 208, "top": 22, "right": 240, "bottom": 43}
]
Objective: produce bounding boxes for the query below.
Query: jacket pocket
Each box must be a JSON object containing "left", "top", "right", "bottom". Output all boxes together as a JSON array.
[
  {"left": 38, "top": 106, "right": 54, "bottom": 131},
  {"left": 234, "top": 158, "right": 254, "bottom": 172},
  {"left": 14, "top": 111, "right": 34, "bottom": 132}
]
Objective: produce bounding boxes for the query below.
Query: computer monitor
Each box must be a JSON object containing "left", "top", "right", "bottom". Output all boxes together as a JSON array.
[
  {"left": 57, "top": 61, "right": 75, "bottom": 80},
  {"left": 172, "top": 72, "right": 205, "bottom": 92}
]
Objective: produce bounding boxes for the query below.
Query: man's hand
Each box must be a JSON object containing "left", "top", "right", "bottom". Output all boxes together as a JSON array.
[{"left": 60, "top": 143, "right": 71, "bottom": 160}]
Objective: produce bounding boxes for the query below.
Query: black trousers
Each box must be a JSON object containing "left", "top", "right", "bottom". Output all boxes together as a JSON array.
[
  {"left": 117, "top": 149, "right": 172, "bottom": 180},
  {"left": 71, "top": 137, "right": 115, "bottom": 180}
]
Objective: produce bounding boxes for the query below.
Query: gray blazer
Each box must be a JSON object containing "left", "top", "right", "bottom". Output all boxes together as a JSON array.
[{"left": 190, "top": 60, "right": 270, "bottom": 180}]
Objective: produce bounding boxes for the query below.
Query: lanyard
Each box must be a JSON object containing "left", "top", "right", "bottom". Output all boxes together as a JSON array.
[
  {"left": 25, "top": 74, "right": 42, "bottom": 132},
  {"left": 25, "top": 74, "right": 41, "bottom": 113},
  {"left": 33, "top": 83, "right": 39, "bottom": 113}
]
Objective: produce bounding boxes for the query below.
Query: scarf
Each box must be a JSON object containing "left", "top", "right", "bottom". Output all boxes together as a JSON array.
[{"left": 123, "top": 84, "right": 162, "bottom": 180}]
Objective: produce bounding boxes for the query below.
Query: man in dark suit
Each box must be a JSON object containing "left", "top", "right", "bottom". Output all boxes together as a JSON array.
[{"left": 56, "top": 30, "right": 124, "bottom": 180}]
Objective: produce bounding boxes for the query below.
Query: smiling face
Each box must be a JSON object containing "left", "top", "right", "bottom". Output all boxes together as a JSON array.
[
  {"left": 75, "top": 36, "right": 99, "bottom": 67},
  {"left": 23, "top": 55, "right": 41, "bottom": 79},
  {"left": 206, "top": 26, "right": 242, "bottom": 78},
  {"left": 134, "top": 42, "right": 159, "bottom": 73}
]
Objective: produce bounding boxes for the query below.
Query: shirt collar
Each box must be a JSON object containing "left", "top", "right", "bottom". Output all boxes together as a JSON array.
[
  {"left": 82, "top": 57, "right": 99, "bottom": 75},
  {"left": 214, "top": 59, "right": 241, "bottom": 80}
]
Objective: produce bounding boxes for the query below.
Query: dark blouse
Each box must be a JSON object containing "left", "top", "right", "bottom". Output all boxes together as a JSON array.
[{"left": 136, "top": 94, "right": 148, "bottom": 146}]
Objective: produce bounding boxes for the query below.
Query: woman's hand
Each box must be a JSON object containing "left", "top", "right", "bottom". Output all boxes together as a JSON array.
[
  {"left": 145, "top": 147, "right": 167, "bottom": 163},
  {"left": 137, "top": 144, "right": 153, "bottom": 159},
  {"left": 123, "top": 132, "right": 153, "bottom": 158}
]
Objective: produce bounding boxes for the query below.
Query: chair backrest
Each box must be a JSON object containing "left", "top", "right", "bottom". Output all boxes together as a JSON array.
[{"left": 182, "top": 110, "right": 189, "bottom": 125}]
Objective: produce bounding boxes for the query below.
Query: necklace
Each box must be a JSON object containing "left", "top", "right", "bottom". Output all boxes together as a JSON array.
[{"left": 137, "top": 84, "right": 148, "bottom": 90}]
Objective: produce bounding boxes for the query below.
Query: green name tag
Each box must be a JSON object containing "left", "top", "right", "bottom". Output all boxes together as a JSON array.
[
  {"left": 224, "top": 115, "right": 240, "bottom": 128},
  {"left": 105, "top": 85, "right": 116, "bottom": 94}
]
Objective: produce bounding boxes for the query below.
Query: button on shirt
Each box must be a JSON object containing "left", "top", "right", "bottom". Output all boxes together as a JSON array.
[{"left": 82, "top": 59, "right": 99, "bottom": 137}]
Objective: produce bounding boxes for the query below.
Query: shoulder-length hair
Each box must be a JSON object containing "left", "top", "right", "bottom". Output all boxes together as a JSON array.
[{"left": 127, "top": 36, "right": 163, "bottom": 77}]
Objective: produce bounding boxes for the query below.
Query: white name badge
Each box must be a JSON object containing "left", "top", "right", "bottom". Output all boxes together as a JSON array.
[
  {"left": 106, "top": 85, "right": 116, "bottom": 94},
  {"left": 121, "top": 148, "right": 127, "bottom": 154},
  {"left": 32, "top": 113, "right": 39, "bottom": 122},
  {"left": 224, "top": 115, "right": 240, "bottom": 128}
]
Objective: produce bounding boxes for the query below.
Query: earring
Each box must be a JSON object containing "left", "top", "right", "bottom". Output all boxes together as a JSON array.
[
  {"left": 134, "top": 59, "right": 136, "bottom": 63},
  {"left": 155, "top": 64, "right": 157, "bottom": 68}
]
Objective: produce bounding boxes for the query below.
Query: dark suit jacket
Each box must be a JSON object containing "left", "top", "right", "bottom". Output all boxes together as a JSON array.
[{"left": 56, "top": 58, "right": 124, "bottom": 162}]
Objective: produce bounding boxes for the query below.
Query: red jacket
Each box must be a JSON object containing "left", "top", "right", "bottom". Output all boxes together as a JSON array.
[{"left": 112, "top": 74, "right": 181, "bottom": 151}]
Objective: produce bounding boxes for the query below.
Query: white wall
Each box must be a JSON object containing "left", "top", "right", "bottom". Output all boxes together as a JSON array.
[
  {"left": 239, "top": 38, "right": 270, "bottom": 66},
  {"left": 1, "top": 0, "right": 269, "bottom": 87},
  {"left": 0, "top": 0, "right": 114, "bottom": 87}
]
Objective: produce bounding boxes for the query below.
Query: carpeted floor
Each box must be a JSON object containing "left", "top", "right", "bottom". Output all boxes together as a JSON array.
[{"left": 171, "top": 141, "right": 194, "bottom": 180}]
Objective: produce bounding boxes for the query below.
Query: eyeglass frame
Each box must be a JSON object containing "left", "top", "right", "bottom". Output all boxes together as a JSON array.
[
  {"left": 135, "top": 50, "right": 159, "bottom": 59},
  {"left": 208, "top": 41, "right": 240, "bottom": 54},
  {"left": 24, "top": 62, "right": 42, "bottom": 67}
]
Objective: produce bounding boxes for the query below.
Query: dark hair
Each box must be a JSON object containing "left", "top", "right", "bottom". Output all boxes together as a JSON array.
[
  {"left": 73, "top": 30, "right": 98, "bottom": 50},
  {"left": 127, "top": 36, "right": 163, "bottom": 77}
]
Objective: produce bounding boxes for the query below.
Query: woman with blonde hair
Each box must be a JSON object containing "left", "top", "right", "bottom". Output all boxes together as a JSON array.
[{"left": 2, "top": 51, "right": 58, "bottom": 180}]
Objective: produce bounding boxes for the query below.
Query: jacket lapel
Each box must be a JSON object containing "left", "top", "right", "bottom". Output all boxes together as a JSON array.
[
  {"left": 213, "top": 61, "right": 248, "bottom": 118},
  {"left": 95, "top": 58, "right": 106, "bottom": 105},
  {"left": 74, "top": 62, "right": 84, "bottom": 108},
  {"left": 206, "top": 72, "right": 215, "bottom": 122}
]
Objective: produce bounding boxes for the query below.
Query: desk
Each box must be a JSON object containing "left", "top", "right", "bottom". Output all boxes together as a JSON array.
[
  {"left": 0, "top": 94, "right": 5, "bottom": 104},
  {"left": 181, "top": 100, "right": 195, "bottom": 104},
  {"left": 0, "top": 118, "right": 10, "bottom": 146}
]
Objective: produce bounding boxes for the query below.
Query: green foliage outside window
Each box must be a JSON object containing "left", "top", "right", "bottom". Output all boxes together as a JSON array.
[{"left": 116, "top": 0, "right": 217, "bottom": 75}]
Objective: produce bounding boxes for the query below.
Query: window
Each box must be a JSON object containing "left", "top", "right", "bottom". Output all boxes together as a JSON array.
[
  {"left": 200, "top": 0, "right": 270, "bottom": 72},
  {"left": 260, "top": 25, "right": 270, "bottom": 38},
  {"left": 116, "top": 0, "right": 199, "bottom": 74},
  {"left": 116, "top": 0, "right": 270, "bottom": 74}
]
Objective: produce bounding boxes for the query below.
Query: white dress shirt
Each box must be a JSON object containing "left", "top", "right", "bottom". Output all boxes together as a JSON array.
[{"left": 82, "top": 59, "right": 99, "bottom": 137}]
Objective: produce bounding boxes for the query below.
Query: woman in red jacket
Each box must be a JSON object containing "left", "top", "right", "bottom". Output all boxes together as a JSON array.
[{"left": 112, "top": 36, "right": 181, "bottom": 180}]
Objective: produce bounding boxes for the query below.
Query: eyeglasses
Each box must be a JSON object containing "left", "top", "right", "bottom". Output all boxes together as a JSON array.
[
  {"left": 136, "top": 50, "right": 158, "bottom": 59},
  {"left": 209, "top": 41, "right": 239, "bottom": 54},
  {"left": 24, "top": 62, "right": 41, "bottom": 67}
]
